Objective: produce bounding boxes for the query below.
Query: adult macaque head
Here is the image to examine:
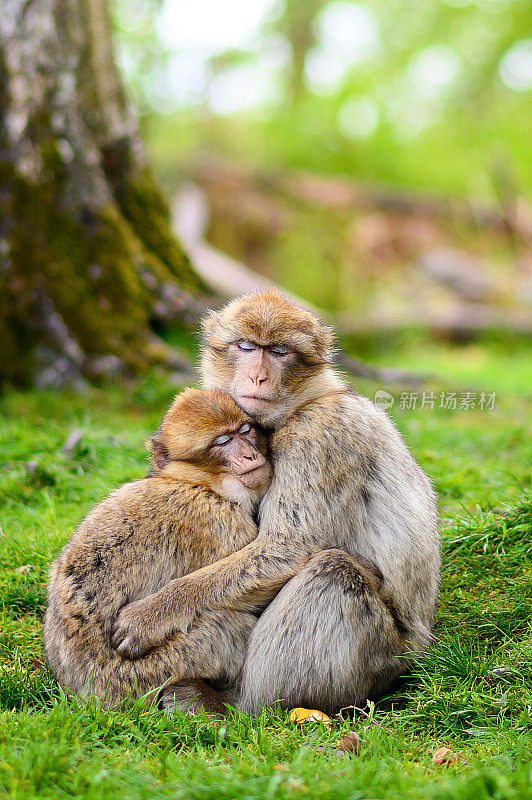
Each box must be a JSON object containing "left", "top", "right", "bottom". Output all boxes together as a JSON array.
[
  {"left": 151, "top": 388, "right": 271, "bottom": 505},
  {"left": 201, "top": 289, "right": 342, "bottom": 428}
]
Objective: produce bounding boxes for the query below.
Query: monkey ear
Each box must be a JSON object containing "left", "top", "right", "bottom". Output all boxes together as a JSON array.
[
  {"left": 319, "top": 325, "right": 336, "bottom": 362},
  {"left": 151, "top": 437, "right": 170, "bottom": 470},
  {"left": 201, "top": 311, "right": 219, "bottom": 339}
]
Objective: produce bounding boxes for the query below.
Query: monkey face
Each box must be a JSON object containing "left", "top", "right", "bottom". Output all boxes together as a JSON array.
[
  {"left": 210, "top": 422, "right": 271, "bottom": 490},
  {"left": 201, "top": 290, "right": 335, "bottom": 428},
  {"left": 151, "top": 388, "right": 272, "bottom": 497},
  {"left": 225, "top": 340, "right": 296, "bottom": 425}
]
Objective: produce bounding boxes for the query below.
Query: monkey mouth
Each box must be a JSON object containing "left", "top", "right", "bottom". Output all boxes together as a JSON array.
[
  {"left": 239, "top": 464, "right": 265, "bottom": 476},
  {"left": 239, "top": 394, "right": 272, "bottom": 403},
  {"left": 236, "top": 394, "right": 275, "bottom": 413},
  {"left": 237, "top": 463, "right": 269, "bottom": 487}
]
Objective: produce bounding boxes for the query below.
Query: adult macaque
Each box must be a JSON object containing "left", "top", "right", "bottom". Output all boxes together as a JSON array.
[
  {"left": 112, "top": 289, "right": 440, "bottom": 715},
  {"left": 44, "top": 389, "right": 271, "bottom": 711}
]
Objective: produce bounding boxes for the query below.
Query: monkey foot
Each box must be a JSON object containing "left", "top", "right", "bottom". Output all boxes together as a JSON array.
[{"left": 157, "top": 679, "right": 228, "bottom": 715}]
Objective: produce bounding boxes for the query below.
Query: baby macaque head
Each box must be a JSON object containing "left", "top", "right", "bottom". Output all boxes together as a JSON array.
[{"left": 151, "top": 388, "right": 271, "bottom": 510}]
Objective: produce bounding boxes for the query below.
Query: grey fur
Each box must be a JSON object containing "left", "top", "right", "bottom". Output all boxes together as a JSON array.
[
  {"left": 197, "top": 291, "right": 440, "bottom": 714},
  {"left": 234, "top": 390, "right": 439, "bottom": 713}
]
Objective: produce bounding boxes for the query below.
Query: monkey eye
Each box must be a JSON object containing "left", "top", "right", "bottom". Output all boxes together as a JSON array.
[
  {"left": 213, "top": 433, "right": 232, "bottom": 446},
  {"left": 239, "top": 423, "right": 252, "bottom": 435},
  {"left": 269, "top": 344, "right": 290, "bottom": 356},
  {"left": 237, "top": 340, "right": 256, "bottom": 351}
]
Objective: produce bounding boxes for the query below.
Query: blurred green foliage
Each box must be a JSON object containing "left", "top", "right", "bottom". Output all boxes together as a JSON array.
[{"left": 114, "top": 0, "right": 532, "bottom": 197}]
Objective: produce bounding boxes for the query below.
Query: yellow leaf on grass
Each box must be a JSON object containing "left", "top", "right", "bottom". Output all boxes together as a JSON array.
[{"left": 287, "top": 708, "right": 331, "bottom": 723}]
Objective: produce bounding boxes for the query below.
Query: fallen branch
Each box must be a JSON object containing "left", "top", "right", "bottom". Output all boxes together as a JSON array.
[
  {"left": 419, "top": 248, "right": 501, "bottom": 303},
  {"left": 335, "top": 305, "right": 532, "bottom": 338},
  {"left": 179, "top": 164, "right": 531, "bottom": 340},
  {"left": 189, "top": 159, "right": 532, "bottom": 240},
  {"left": 336, "top": 353, "right": 429, "bottom": 386}
]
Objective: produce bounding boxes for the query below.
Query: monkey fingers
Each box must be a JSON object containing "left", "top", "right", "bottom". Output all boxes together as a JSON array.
[
  {"left": 111, "top": 621, "right": 158, "bottom": 660},
  {"left": 111, "top": 600, "right": 171, "bottom": 659}
]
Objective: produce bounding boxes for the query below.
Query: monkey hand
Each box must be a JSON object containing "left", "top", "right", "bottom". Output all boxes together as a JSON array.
[{"left": 111, "top": 597, "right": 175, "bottom": 659}]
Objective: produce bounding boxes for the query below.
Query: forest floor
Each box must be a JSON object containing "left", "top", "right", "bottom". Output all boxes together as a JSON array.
[{"left": 0, "top": 336, "right": 530, "bottom": 800}]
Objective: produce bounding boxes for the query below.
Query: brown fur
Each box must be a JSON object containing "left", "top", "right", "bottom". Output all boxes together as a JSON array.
[
  {"left": 129, "top": 289, "right": 439, "bottom": 715},
  {"left": 44, "top": 389, "right": 270, "bottom": 709},
  {"left": 153, "top": 387, "right": 247, "bottom": 463},
  {"left": 202, "top": 289, "right": 335, "bottom": 364},
  {"left": 90, "top": 290, "right": 439, "bottom": 715}
]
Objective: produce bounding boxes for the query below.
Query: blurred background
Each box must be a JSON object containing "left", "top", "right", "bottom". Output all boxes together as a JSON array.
[
  {"left": 0, "top": 0, "right": 531, "bottom": 387},
  {"left": 115, "top": 0, "right": 532, "bottom": 332}
]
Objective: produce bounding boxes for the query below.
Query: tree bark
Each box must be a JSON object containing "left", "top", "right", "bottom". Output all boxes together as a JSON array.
[{"left": 0, "top": 0, "right": 206, "bottom": 388}]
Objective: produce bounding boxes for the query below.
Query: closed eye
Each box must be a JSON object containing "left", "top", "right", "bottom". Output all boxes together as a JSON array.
[
  {"left": 239, "top": 423, "right": 252, "bottom": 434},
  {"left": 269, "top": 344, "right": 290, "bottom": 356},
  {"left": 237, "top": 340, "right": 256, "bottom": 351},
  {"left": 213, "top": 434, "right": 232, "bottom": 446}
]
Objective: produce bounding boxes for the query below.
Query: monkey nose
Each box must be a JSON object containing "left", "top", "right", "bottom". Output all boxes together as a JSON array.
[
  {"left": 250, "top": 373, "right": 267, "bottom": 386},
  {"left": 242, "top": 446, "right": 264, "bottom": 463},
  {"left": 243, "top": 448, "right": 259, "bottom": 460}
]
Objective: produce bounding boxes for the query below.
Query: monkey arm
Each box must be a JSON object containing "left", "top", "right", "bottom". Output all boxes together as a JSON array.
[
  {"left": 111, "top": 537, "right": 308, "bottom": 658},
  {"left": 111, "top": 453, "right": 342, "bottom": 659},
  {"left": 165, "top": 536, "right": 308, "bottom": 610},
  {"left": 111, "top": 420, "right": 357, "bottom": 660}
]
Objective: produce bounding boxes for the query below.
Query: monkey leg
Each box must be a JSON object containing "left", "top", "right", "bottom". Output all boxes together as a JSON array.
[
  {"left": 157, "top": 678, "right": 230, "bottom": 715},
  {"left": 88, "top": 609, "right": 256, "bottom": 710},
  {"left": 236, "top": 549, "right": 405, "bottom": 717}
]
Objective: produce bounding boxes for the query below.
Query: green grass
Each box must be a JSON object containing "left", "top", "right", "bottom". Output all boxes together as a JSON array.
[{"left": 0, "top": 338, "right": 531, "bottom": 799}]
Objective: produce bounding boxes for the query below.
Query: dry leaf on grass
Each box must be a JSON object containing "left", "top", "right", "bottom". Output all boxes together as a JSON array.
[
  {"left": 15, "top": 564, "right": 34, "bottom": 574},
  {"left": 336, "top": 732, "right": 360, "bottom": 755},
  {"left": 287, "top": 708, "right": 332, "bottom": 724},
  {"left": 488, "top": 666, "right": 512, "bottom": 681},
  {"left": 314, "top": 731, "right": 361, "bottom": 759},
  {"left": 432, "top": 747, "right": 461, "bottom": 765}
]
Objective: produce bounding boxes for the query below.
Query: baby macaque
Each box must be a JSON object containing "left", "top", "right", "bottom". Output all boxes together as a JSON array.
[{"left": 44, "top": 389, "right": 271, "bottom": 711}]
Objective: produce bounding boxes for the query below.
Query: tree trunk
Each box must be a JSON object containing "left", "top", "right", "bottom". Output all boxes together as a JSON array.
[{"left": 0, "top": 0, "right": 207, "bottom": 388}]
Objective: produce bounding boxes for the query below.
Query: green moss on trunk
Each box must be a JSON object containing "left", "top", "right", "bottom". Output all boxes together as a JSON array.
[
  {"left": 101, "top": 138, "right": 207, "bottom": 294},
  {"left": 0, "top": 150, "right": 199, "bottom": 386},
  {"left": 0, "top": 1, "right": 206, "bottom": 388}
]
